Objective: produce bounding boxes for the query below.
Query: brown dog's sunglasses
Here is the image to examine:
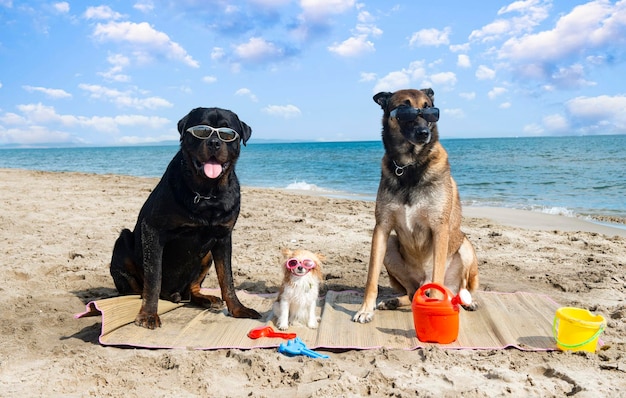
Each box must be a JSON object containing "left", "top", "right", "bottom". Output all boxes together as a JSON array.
[
  {"left": 186, "top": 125, "right": 240, "bottom": 142},
  {"left": 390, "top": 106, "right": 439, "bottom": 123}
]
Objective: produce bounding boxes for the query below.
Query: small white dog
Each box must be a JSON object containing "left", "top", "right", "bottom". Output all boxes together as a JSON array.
[{"left": 273, "top": 249, "right": 324, "bottom": 330}]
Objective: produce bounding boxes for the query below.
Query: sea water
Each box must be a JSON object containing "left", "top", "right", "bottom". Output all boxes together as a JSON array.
[{"left": 1, "top": 135, "right": 624, "bottom": 219}]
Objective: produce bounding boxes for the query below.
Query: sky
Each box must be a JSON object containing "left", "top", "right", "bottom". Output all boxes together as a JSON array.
[{"left": 1, "top": 0, "right": 625, "bottom": 147}]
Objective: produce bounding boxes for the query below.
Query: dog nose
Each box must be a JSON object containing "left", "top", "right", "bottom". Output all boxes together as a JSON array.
[
  {"left": 414, "top": 127, "right": 432, "bottom": 144},
  {"left": 206, "top": 137, "right": 221, "bottom": 150}
]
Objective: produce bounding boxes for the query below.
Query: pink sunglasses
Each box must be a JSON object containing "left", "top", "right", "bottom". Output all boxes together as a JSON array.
[{"left": 285, "top": 258, "right": 316, "bottom": 270}]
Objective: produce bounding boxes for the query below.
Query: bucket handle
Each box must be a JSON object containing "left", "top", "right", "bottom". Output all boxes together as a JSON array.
[{"left": 552, "top": 316, "right": 606, "bottom": 349}]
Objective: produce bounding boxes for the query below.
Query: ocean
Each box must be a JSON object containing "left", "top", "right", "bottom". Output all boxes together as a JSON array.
[{"left": 1, "top": 135, "right": 624, "bottom": 220}]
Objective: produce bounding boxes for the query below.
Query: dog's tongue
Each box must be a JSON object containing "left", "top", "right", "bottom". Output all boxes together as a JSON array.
[{"left": 203, "top": 161, "right": 223, "bottom": 179}]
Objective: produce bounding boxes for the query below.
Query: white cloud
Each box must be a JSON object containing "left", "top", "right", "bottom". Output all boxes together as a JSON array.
[
  {"left": 470, "top": 0, "right": 550, "bottom": 43},
  {"left": 523, "top": 123, "right": 544, "bottom": 136},
  {"left": 449, "top": 43, "right": 470, "bottom": 52},
  {"left": 300, "top": 0, "right": 355, "bottom": 21},
  {"left": 234, "top": 37, "right": 283, "bottom": 63},
  {"left": 566, "top": 95, "right": 626, "bottom": 118},
  {"left": 430, "top": 72, "right": 457, "bottom": 86},
  {"left": 469, "top": 19, "right": 511, "bottom": 43},
  {"left": 211, "top": 47, "right": 225, "bottom": 61},
  {"left": 409, "top": 27, "right": 451, "bottom": 47},
  {"left": 457, "top": 54, "right": 471, "bottom": 68},
  {"left": 328, "top": 35, "right": 374, "bottom": 57},
  {"left": 78, "top": 84, "right": 172, "bottom": 110},
  {"left": 250, "top": 0, "right": 291, "bottom": 6},
  {"left": 235, "top": 88, "right": 258, "bottom": 102},
  {"left": 22, "top": 85, "right": 72, "bottom": 99},
  {"left": 499, "top": 102, "right": 512, "bottom": 109},
  {"left": 54, "top": 2, "right": 69, "bottom": 13},
  {"left": 262, "top": 104, "right": 301, "bottom": 118},
  {"left": 92, "top": 21, "right": 199, "bottom": 68},
  {"left": 459, "top": 92, "right": 476, "bottom": 100},
  {"left": 542, "top": 113, "right": 569, "bottom": 131},
  {"left": 202, "top": 76, "right": 217, "bottom": 84},
  {"left": 498, "top": 1, "right": 626, "bottom": 64},
  {"left": 0, "top": 125, "right": 72, "bottom": 145},
  {"left": 133, "top": 1, "right": 154, "bottom": 13},
  {"left": 373, "top": 61, "right": 426, "bottom": 93},
  {"left": 488, "top": 87, "right": 507, "bottom": 99},
  {"left": 328, "top": 5, "right": 380, "bottom": 57},
  {"left": 359, "top": 72, "right": 376, "bottom": 82},
  {"left": 374, "top": 72, "right": 411, "bottom": 93},
  {"left": 98, "top": 53, "right": 131, "bottom": 82},
  {"left": 550, "top": 63, "right": 595, "bottom": 89},
  {"left": 84, "top": 5, "right": 124, "bottom": 20},
  {"left": 476, "top": 65, "right": 496, "bottom": 80},
  {"left": 0, "top": 103, "right": 174, "bottom": 145}
]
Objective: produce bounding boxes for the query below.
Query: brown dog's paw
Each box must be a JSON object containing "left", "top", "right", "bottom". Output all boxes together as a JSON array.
[
  {"left": 230, "top": 305, "right": 262, "bottom": 319},
  {"left": 462, "top": 301, "right": 479, "bottom": 311},
  {"left": 134, "top": 312, "right": 162, "bottom": 329},
  {"left": 377, "top": 298, "right": 400, "bottom": 310}
]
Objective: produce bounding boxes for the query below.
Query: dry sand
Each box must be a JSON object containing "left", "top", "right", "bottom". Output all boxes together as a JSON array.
[{"left": 0, "top": 168, "right": 624, "bottom": 397}]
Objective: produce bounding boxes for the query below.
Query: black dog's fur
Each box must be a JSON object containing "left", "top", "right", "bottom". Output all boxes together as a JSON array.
[{"left": 110, "top": 107, "right": 261, "bottom": 329}]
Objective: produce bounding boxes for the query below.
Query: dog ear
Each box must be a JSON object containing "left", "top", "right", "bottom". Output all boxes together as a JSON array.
[
  {"left": 421, "top": 88, "right": 435, "bottom": 105},
  {"left": 238, "top": 120, "right": 252, "bottom": 146},
  {"left": 280, "top": 248, "right": 293, "bottom": 258},
  {"left": 177, "top": 113, "right": 190, "bottom": 138},
  {"left": 373, "top": 92, "right": 393, "bottom": 109}
]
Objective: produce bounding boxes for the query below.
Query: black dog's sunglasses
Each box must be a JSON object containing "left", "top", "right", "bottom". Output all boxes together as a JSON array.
[
  {"left": 390, "top": 106, "right": 440, "bottom": 123},
  {"left": 186, "top": 125, "right": 240, "bottom": 142}
]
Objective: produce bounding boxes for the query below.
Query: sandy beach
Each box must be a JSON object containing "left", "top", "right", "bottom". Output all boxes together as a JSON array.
[{"left": 0, "top": 168, "right": 624, "bottom": 397}]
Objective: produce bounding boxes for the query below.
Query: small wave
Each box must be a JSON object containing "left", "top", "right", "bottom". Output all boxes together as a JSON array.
[
  {"left": 533, "top": 206, "right": 576, "bottom": 217},
  {"left": 285, "top": 180, "right": 327, "bottom": 191}
]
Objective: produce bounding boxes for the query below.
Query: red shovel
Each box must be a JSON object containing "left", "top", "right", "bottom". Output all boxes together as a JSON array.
[{"left": 248, "top": 326, "right": 296, "bottom": 340}]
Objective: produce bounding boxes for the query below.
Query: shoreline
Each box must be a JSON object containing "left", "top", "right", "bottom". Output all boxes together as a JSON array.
[
  {"left": 262, "top": 185, "right": 626, "bottom": 237},
  {"left": 1, "top": 166, "right": 624, "bottom": 235}
]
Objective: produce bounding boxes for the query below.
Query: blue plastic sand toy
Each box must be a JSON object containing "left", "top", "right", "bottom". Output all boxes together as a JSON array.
[{"left": 278, "top": 337, "right": 329, "bottom": 359}]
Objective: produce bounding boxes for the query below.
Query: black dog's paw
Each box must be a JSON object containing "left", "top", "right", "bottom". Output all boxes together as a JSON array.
[
  {"left": 135, "top": 311, "right": 162, "bottom": 329},
  {"left": 191, "top": 293, "right": 224, "bottom": 311},
  {"left": 230, "top": 306, "right": 262, "bottom": 319}
]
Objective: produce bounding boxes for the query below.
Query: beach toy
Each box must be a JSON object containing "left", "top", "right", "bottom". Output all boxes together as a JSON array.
[
  {"left": 247, "top": 326, "right": 296, "bottom": 340},
  {"left": 412, "top": 283, "right": 472, "bottom": 344},
  {"left": 553, "top": 307, "right": 606, "bottom": 352},
  {"left": 278, "top": 337, "right": 329, "bottom": 359}
]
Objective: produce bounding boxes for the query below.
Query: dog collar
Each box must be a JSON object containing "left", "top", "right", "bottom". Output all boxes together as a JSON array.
[
  {"left": 193, "top": 191, "right": 216, "bottom": 203},
  {"left": 392, "top": 160, "right": 417, "bottom": 177}
]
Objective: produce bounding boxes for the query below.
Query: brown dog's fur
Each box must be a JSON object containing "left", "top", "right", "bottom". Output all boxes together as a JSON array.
[{"left": 353, "top": 88, "right": 479, "bottom": 323}]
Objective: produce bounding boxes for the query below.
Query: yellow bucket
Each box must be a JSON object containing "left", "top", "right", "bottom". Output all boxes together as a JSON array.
[{"left": 553, "top": 307, "right": 606, "bottom": 352}]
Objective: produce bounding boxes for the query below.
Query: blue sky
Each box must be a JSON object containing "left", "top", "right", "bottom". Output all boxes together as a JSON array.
[{"left": 1, "top": 0, "right": 625, "bottom": 146}]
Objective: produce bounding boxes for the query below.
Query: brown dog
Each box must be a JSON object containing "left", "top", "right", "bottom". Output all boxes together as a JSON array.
[{"left": 353, "top": 88, "right": 479, "bottom": 323}]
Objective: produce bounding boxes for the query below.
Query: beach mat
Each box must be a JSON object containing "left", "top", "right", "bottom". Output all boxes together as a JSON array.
[{"left": 75, "top": 290, "right": 560, "bottom": 351}]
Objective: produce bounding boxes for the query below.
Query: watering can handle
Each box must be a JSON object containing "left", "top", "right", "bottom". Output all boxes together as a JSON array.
[{"left": 417, "top": 283, "right": 452, "bottom": 300}]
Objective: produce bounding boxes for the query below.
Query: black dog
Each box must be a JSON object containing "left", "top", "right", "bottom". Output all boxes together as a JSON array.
[{"left": 110, "top": 107, "right": 261, "bottom": 329}]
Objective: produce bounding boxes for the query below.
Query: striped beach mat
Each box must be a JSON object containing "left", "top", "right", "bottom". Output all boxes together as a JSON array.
[{"left": 75, "top": 290, "right": 561, "bottom": 351}]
